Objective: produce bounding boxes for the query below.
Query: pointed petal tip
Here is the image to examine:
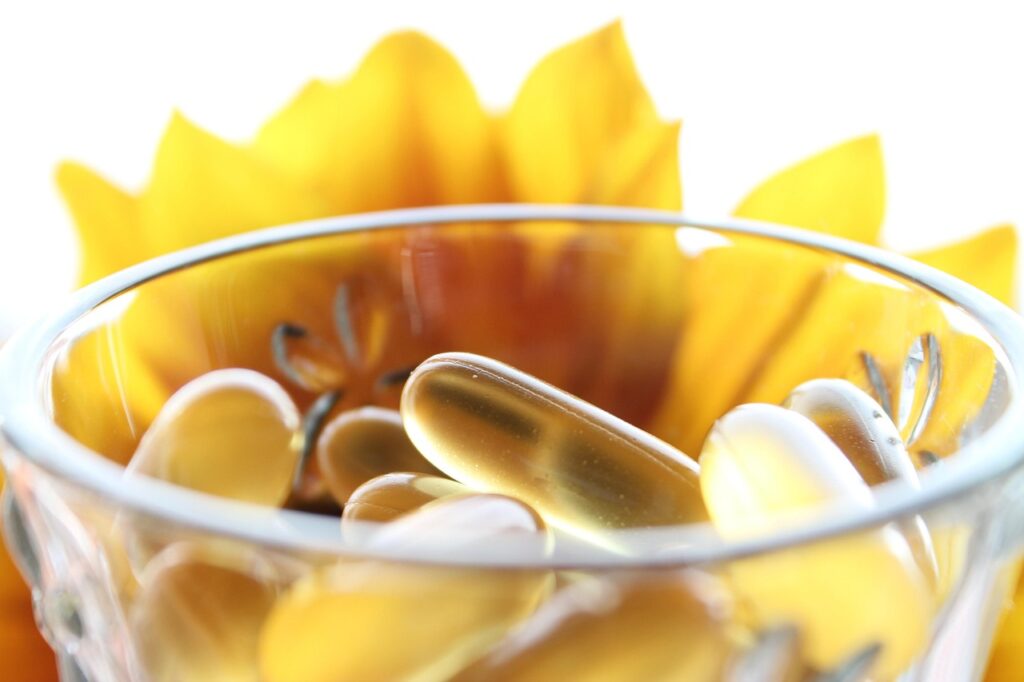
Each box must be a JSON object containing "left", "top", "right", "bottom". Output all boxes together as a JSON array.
[
  {"left": 54, "top": 159, "right": 85, "bottom": 188},
  {"left": 735, "top": 133, "right": 887, "bottom": 244},
  {"left": 367, "top": 29, "right": 459, "bottom": 65},
  {"left": 911, "top": 223, "right": 1018, "bottom": 306}
]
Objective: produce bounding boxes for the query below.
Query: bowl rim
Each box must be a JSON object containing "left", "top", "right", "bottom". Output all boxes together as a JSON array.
[{"left": 1, "top": 203, "right": 1022, "bottom": 568}]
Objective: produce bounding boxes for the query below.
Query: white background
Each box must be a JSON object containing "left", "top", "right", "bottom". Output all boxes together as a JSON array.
[{"left": 1, "top": 0, "right": 1022, "bottom": 335}]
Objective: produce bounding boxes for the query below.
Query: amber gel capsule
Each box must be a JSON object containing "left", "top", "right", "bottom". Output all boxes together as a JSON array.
[
  {"left": 126, "top": 369, "right": 301, "bottom": 506},
  {"left": 401, "top": 353, "right": 706, "bottom": 536},
  {"left": 452, "top": 572, "right": 734, "bottom": 682},
  {"left": 260, "top": 494, "right": 554, "bottom": 682},
  {"left": 784, "top": 378, "right": 938, "bottom": 584},
  {"left": 316, "top": 406, "right": 443, "bottom": 504},
  {"left": 700, "top": 404, "right": 931, "bottom": 678},
  {"left": 132, "top": 543, "right": 279, "bottom": 682},
  {"left": 342, "top": 472, "right": 467, "bottom": 524}
]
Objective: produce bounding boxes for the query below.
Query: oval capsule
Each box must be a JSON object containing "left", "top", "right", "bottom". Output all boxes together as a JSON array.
[
  {"left": 452, "top": 572, "right": 734, "bottom": 682},
  {"left": 260, "top": 494, "right": 553, "bottom": 682},
  {"left": 316, "top": 407, "right": 443, "bottom": 504},
  {"left": 400, "top": 353, "right": 706, "bottom": 536},
  {"left": 699, "top": 404, "right": 931, "bottom": 678},
  {"left": 341, "top": 472, "right": 468, "bottom": 525},
  {"left": 366, "top": 492, "right": 551, "bottom": 554},
  {"left": 784, "top": 378, "right": 915, "bottom": 486},
  {"left": 784, "top": 378, "right": 938, "bottom": 584},
  {"left": 132, "top": 543, "right": 279, "bottom": 682},
  {"left": 126, "top": 369, "right": 301, "bottom": 506}
]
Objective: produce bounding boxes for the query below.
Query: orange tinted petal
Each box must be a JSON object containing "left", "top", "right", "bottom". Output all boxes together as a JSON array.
[
  {"left": 504, "top": 22, "right": 660, "bottom": 203},
  {"left": 735, "top": 135, "right": 885, "bottom": 245},
  {"left": 55, "top": 162, "right": 143, "bottom": 285},
  {"left": 584, "top": 121, "right": 682, "bottom": 209},
  {"left": 0, "top": 502, "right": 56, "bottom": 682},
  {"left": 254, "top": 32, "right": 503, "bottom": 211},
  {"left": 910, "top": 225, "right": 1017, "bottom": 306}
]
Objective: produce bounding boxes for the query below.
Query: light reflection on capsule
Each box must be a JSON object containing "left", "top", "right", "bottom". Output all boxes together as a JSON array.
[
  {"left": 341, "top": 472, "right": 467, "bottom": 526},
  {"left": 699, "top": 403, "right": 931, "bottom": 678},
  {"left": 784, "top": 378, "right": 938, "bottom": 585},
  {"left": 452, "top": 572, "right": 735, "bottom": 681},
  {"left": 126, "top": 369, "right": 301, "bottom": 507},
  {"left": 132, "top": 543, "right": 279, "bottom": 682},
  {"left": 400, "top": 353, "right": 707, "bottom": 539},
  {"left": 259, "top": 494, "right": 553, "bottom": 682},
  {"left": 316, "top": 406, "right": 443, "bottom": 504}
]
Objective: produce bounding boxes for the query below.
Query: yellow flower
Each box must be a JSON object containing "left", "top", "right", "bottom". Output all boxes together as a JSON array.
[
  {"left": 50, "top": 23, "right": 682, "bottom": 462},
  {"left": 650, "top": 135, "right": 1017, "bottom": 458},
  {"left": 6, "top": 21, "right": 1015, "bottom": 680}
]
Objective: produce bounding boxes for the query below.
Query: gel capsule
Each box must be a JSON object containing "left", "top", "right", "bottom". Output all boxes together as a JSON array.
[
  {"left": 401, "top": 352, "right": 706, "bottom": 536},
  {"left": 126, "top": 369, "right": 301, "bottom": 506},
  {"left": 132, "top": 543, "right": 279, "bottom": 682},
  {"left": 316, "top": 407, "right": 443, "bottom": 504},
  {"left": 366, "top": 492, "right": 551, "bottom": 554},
  {"left": 699, "top": 404, "right": 931, "bottom": 678},
  {"left": 784, "top": 378, "right": 916, "bottom": 486},
  {"left": 784, "top": 378, "right": 938, "bottom": 583},
  {"left": 341, "top": 472, "right": 468, "bottom": 525},
  {"left": 260, "top": 494, "right": 553, "bottom": 682},
  {"left": 451, "top": 572, "right": 734, "bottom": 682}
]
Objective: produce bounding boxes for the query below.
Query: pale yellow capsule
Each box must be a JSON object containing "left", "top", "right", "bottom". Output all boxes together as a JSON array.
[
  {"left": 784, "top": 378, "right": 938, "bottom": 584},
  {"left": 784, "top": 378, "right": 915, "bottom": 486},
  {"left": 451, "top": 572, "right": 734, "bottom": 682},
  {"left": 367, "top": 492, "right": 551, "bottom": 553},
  {"left": 699, "top": 403, "right": 931, "bottom": 678},
  {"left": 260, "top": 494, "right": 554, "bottom": 682},
  {"left": 341, "top": 472, "right": 468, "bottom": 524},
  {"left": 401, "top": 352, "right": 706, "bottom": 536},
  {"left": 126, "top": 369, "right": 301, "bottom": 506},
  {"left": 132, "top": 543, "right": 279, "bottom": 682},
  {"left": 316, "top": 406, "right": 443, "bottom": 504}
]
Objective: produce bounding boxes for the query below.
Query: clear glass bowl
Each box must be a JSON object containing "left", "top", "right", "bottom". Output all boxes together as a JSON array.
[{"left": 1, "top": 205, "right": 1023, "bottom": 681}]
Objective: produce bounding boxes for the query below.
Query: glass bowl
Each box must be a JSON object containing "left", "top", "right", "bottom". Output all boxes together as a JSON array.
[{"left": 1, "top": 204, "right": 1023, "bottom": 681}]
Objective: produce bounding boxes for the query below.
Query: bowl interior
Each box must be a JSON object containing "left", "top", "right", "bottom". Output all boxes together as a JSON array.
[
  {"left": 47, "top": 218, "right": 1009, "bottom": 468},
  {"left": 6, "top": 209, "right": 1014, "bottom": 566}
]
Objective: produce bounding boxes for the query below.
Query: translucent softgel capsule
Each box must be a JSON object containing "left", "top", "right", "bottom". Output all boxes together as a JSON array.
[
  {"left": 699, "top": 404, "right": 931, "bottom": 678},
  {"left": 367, "top": 492, "right": 551, "bottom": 553},
  {"left": 784, "top": 378, "right": 938, "bottom": 583},
  {"left": 126, "top": 369, "right": 301, "bottom": 506},
  {"left": 132, "top": 543, "right": 279, "bottom": 682},
  {"left": 784, "top": 378, "right": 916, "bottom": 486},
  {"left": 401, "top": 352, "right": 706, "bottom": 535},
  {"left": 260, "top": 494, "right": 553, "bottom": 682},
  {"left": 341, "top": 472, "right": 468, "bottom": 524},
  {"left": 452, "top": 572, "right": 734, "bottom": 682},
  {"left": 316, "top": 406, "right": 443, "bottom": 504}
]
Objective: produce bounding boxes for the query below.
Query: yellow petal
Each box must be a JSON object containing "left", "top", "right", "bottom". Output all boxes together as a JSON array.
[
  {"left": 253, "top": 32, "right": 503, "bottom": 211},
  {"left": 51, "top": 314, "right": 171, "bottom": 465},
  {"left": 504, "top": 22, "right": 660, "bottom": 203},
  {"left": 910, "top": 225, "right": 1017, "bottom": 306},
  {"left": 55, "top": 162, "right": 143, "bottom": 285},
  {"left": 735, "top": 135, "right": 885, "bottom": 244},
  {"left": 584, "top": 120, "right": 682, "bottom": 209},
  {"left": 986, "top": 565, "right": 1024, "bottom": 682},
  {"left": 740, "top": 264, "right": 996, "bottom": 459},
  {"left": 649, "top": 235, "right": 827, "bottom": 453},
  {"left": 141, "top": 112, "right": 332, "bottom": 256}
]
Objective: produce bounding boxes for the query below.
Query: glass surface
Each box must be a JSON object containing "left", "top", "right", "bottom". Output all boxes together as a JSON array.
[{"left": 1, "top": 206, "right": 1023, "bottom": 681}]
